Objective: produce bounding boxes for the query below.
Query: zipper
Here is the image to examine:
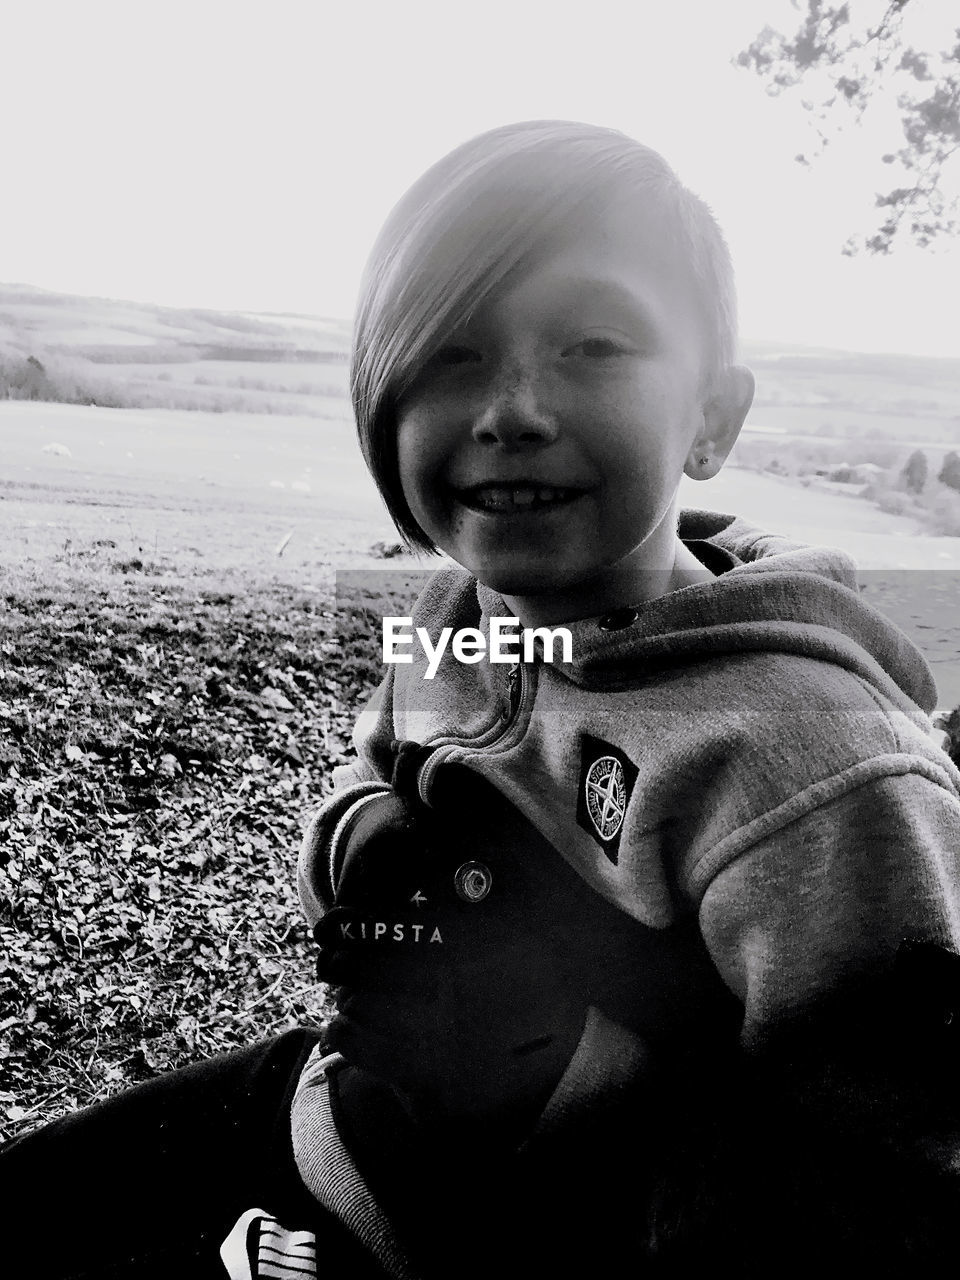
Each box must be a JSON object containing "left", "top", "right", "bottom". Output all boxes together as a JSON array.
[
  {"left": 508, "top": 660, "right": 523, "bottom": 718},
  {"left": 416, "top": 656, "right": 537, "bottom": 804}
]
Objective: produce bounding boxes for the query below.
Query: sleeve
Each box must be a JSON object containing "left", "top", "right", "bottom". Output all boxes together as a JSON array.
[
  {"left": 697, "top": 767, "right": 960, "bottom": 1040},
  {"left": 653, "top": 767, "right": 960, "bottom": 1267}
]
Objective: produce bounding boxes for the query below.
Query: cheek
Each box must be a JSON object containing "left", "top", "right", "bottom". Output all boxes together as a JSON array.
[
  {"left": 395, "top": 422, "right": 416, "bottom": 500},
  {"left": 396, "top": 413, "right": 446, "bottom": 523},
  {"left": 396, "top": 406, "right": 425, "bottom": 477}
]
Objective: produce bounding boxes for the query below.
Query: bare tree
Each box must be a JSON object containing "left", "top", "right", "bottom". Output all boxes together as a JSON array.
[{"left": 736, "top": 2, "right": 960, "bottom": 254}]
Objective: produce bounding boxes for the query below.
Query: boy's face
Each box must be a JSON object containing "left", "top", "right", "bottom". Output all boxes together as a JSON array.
[{"left": 396, "top": 202, "right": 749, "bottom": 622}]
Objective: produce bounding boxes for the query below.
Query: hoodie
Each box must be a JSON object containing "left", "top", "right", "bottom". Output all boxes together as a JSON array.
[
  {"left": 288, "top": 508, "right": 960, "bottom": 1273},
  {"left": 300, "top": 508, "right": 960, "bottom": 1045}
]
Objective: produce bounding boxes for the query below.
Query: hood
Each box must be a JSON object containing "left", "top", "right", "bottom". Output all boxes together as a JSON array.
[{"left": 475, "top": 508, "right": 938, "bottom": 721}]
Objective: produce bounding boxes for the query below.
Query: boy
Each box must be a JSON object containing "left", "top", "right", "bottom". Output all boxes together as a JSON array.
[{"left": 4, "top": 120, "right": 960, "bottom": 1277}]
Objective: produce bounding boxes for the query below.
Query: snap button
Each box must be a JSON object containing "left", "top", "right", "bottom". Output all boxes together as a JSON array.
[
  {"left": 598, "top": 607, "right": 639, "bottom": 631},
  {"left": 454, "top": 861, "right": 493, "bottom": 903}
]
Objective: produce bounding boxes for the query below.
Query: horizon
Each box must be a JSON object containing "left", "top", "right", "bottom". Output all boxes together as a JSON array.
[{"left": 4, "top": 277, "right": 960, "bottom": 367}]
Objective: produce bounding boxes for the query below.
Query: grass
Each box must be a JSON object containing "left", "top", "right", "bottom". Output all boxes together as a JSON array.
[{"left": 0, "top": 535, "right": 421, "bottom": 1142}]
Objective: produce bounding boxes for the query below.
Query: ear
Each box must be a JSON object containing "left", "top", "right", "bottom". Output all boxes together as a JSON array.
[{"left": 684, "top": 365, "right": 755, "bottom": 480}]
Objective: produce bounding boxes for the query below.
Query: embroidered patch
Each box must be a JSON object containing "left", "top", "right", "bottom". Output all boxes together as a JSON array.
[
  {"left": 576, "top": 735, "right": 638, "bottom": 863},
  {"left": 586, "top": 757, "right": 626, "bottom": 838}
]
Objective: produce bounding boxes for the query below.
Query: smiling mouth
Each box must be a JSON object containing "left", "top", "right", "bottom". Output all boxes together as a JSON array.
[{"left": 455, "top": 483, "right": 586, "bottom": 513}]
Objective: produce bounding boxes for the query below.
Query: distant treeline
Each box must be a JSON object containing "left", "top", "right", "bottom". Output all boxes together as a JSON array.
[
  {"left": 197, "top": 346, "right": 348, "bottom": 364},
  {"left": 735, "top": 434, "right": 960, "bottom": 537},
  {"left": 0, "top": 352, "right": 125, "bottom": 408},
  {"left": 75, "top": 345, "right": 348, "bottom": 365},
  {"left": 0, "top": 351, "right": 347, "bottom": 416}
]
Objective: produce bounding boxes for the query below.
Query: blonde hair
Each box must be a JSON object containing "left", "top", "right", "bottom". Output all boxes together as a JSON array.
[{"left": 352, "top": 120, "right": 737, "bottom": 550}]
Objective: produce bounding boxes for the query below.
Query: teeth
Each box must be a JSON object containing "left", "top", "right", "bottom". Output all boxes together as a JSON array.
[
  {"left": 478, "top": 488, "right": 514, "bottom": 510},
  {"left": 465, "top": 485, "right": 574, "bottom": 511}
]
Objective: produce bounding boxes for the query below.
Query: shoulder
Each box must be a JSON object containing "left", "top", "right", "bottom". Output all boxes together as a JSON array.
[
  {"left": 697, "top": 648, "right": 939, "bottom": 773},
  {"left": 673, "top": 653, "right": 959, "bottom": 881}
]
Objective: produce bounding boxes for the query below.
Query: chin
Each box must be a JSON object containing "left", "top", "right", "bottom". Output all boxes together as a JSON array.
[
  {"left": 468, "top": 560, "right": 581, "bottom": 598},
  {"left": 475, "top": 573, "right": 565, "bottom": 601}
]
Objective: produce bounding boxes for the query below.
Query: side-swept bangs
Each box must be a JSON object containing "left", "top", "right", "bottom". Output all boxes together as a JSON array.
[{"left": 352, "top": 120, "right": 736, "bottom": 551}]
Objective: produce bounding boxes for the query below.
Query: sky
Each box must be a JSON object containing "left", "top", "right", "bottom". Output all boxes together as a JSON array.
[{"left": 2, "top": 0, "right": 959, "bottom": 357}]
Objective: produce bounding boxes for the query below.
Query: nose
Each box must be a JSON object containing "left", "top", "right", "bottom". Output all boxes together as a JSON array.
[{"left": 471, "top": 363, "right": 559, "bottom": 448}]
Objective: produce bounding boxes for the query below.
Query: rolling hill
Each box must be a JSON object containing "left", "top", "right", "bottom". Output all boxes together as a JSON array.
[{"left": 2, "top": 282, "right": 960, "bottom": 445}]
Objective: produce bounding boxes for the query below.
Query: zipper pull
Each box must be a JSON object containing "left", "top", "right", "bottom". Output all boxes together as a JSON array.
[{"left": 507, "top": 662, "right": 522, "bottom": 716}]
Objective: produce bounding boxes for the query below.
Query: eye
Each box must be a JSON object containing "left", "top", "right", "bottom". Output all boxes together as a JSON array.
[
  {"left": 562, "top": 336, "right": 633, "bottom": 359},
  {"left": 429, "top": 344, "right": 482, "bottom": 367}
]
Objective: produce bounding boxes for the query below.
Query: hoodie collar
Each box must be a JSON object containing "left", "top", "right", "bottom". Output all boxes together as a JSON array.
[{"left": 474, "top": 508, "right": 937, "bottom": 717}]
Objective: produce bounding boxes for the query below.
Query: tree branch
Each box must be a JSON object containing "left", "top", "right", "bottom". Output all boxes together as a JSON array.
[{"left": 736, "top": 2, "right": 960, "bottom": 253}]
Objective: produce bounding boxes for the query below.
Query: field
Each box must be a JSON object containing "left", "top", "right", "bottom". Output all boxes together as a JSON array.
[
  {"left": 0, "top": 403, "right": 428, "bottom": 1140},
  {"left": 744, "top": 340, "right": 960, "bottom": 441},
  {"left": 2, "top": 286, "right": 960, "bottom": 1142}
]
